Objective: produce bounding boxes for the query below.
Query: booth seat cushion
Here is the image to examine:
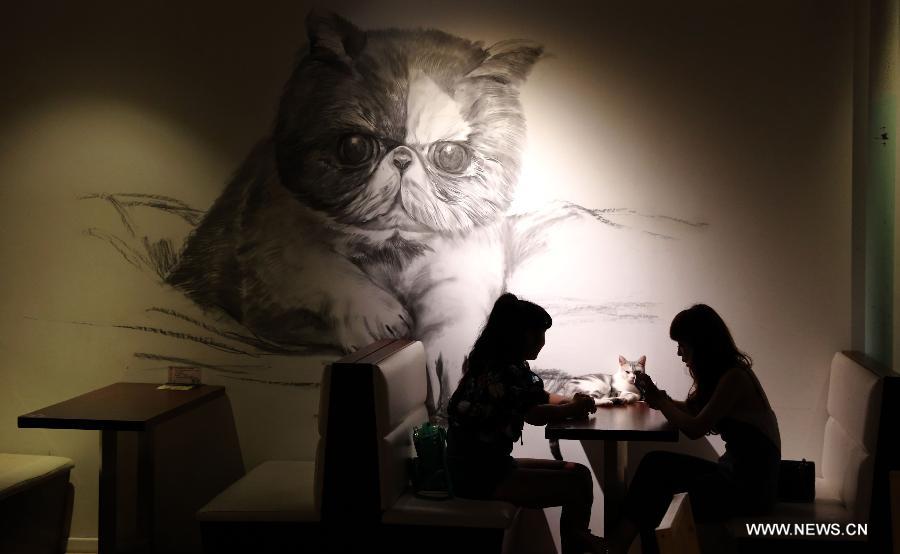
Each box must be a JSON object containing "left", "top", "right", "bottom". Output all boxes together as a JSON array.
[
  {"left": 373, "top": 341, "right": 428, "bottom": 434},
  {"left": 381, "top": 405, "right": 429, "bottom": 510},
  {"left": 383, "top": 493, "right": 520, "bottom": 528},
  {"left": 826, "top": 353, "right": 881, "bottom": 452},
  {"left": 821, "top": 352, "right": 881, "bottom": 520},
  {"left": 372, "top": 342, "right": 428, "bottom": 511},
  {"left": 725, "top": 478, "right": 851, "bottom": 537},
  {"left": 0, "top": 453, "right": 74, "bottom": 500},
  {"left": 197, "top": 460, "right": 318, "bottom": 522}
]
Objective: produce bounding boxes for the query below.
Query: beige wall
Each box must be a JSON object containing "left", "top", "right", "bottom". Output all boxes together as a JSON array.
[{"left": 1, "top": 0, "right": 854, "bottom": 546}]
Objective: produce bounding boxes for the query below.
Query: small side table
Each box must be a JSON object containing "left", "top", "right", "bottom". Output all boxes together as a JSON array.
[{"left": 19, "top": 383, "right": 242, "bottom": 554}]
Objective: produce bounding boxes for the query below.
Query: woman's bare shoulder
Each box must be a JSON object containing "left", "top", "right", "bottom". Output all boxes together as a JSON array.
[{"left": 719, "top": 367, "right": 756, "bottom": 391}]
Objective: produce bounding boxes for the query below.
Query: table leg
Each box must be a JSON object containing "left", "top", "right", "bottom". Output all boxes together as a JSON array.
[
  {"left": 137, "top": 430, "right": 155, "bottom": 553},
  {"left": 99, "top": 430, "right": 117, "bottom": 554},
  {"left": 603, "top": 441, "right": 628, "bottom": 533},
  {"left": 580, "top": 440, "right": 628, "bottom": 535}
]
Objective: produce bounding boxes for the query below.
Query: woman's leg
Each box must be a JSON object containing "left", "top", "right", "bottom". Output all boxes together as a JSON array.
[
  {"left": 610, "top": 451, "right": 728, "bottom": 554},
  {"left": 490, "top": 458, "right": 600, "bottom": 554}
]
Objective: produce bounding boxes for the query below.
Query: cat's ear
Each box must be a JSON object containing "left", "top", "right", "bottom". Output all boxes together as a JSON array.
[
  {"left": 618, "top": 355, "right": 627, "bottom": 365},
  {"left": 306, "top": 10, "right": 367, "bottom": 64},
  {"left": 467, "top": 40, "right": 543, "bottom": 85},
  {"left": 638, "top": 355, "right": 647, "bottom": 366}
]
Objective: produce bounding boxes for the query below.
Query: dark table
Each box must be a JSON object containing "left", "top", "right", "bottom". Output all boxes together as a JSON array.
[
  {"left": 19, "top": 383, "right": 228, "bottom": 554},
  {"left": 546, "top": 402, "right": 678, "bottom": 534}
]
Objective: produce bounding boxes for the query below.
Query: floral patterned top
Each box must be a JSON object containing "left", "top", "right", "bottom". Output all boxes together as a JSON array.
[{"left": 446, "top": 360, "right": 549, "bottom": 462}]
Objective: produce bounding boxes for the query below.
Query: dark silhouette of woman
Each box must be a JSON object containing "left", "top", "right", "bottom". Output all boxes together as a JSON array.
[
  {"left": 446, "top": 293, "right": 606, "bottom": 554},
  {"left": 610, "top": 304, "right": 781, "bottom": 554}
]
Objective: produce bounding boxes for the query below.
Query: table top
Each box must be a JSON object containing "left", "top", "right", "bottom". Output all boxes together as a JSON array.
[
  {"left": 18, "top": 382, "right": 225, "bottom": 432},
  {"left": 545, "top": 401, "right": 679, "bottom": 441}
]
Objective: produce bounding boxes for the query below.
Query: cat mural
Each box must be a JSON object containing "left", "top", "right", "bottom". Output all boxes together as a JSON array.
[
  {"left": 167, "top": 11, "right": 545, "bottom": 417},
  {"left": 91, "top": 12, "right": 698, "bottom": 418}
]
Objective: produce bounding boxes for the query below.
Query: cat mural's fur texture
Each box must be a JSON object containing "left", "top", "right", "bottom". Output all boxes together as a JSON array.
[
  {"left": 539, "top": 356, "right": 646, "bottom": 460},
  {"left": 166, "top": 11, "right": 543, "bottom": 416}
]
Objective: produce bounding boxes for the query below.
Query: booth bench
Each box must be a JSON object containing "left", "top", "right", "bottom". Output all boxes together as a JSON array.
[
  {"left": 198, "top": 338, "right": 528, "bottom": 553},
  {"left": 663, "top": 350, "right": 898, "bottom": 554},
  {"left": 0, "top": 453, "right": 74, "bottom": 554}
]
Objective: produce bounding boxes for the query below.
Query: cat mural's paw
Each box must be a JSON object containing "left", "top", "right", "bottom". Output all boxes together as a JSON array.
[{"left": 334, "top": 289, "right": 412, "bottom": 352}]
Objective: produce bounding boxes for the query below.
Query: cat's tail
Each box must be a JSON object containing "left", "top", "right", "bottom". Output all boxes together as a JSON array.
[{"left": 549, "top": 438, "right": 564, "bottom": 461}]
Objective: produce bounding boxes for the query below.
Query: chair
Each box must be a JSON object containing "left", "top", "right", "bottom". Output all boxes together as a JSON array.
[
  {"left": 0, "top": 453, "right": 75, "bottom": 554},
  {"left": 655, "top": 492, "right": 701, "bottom": 554}
]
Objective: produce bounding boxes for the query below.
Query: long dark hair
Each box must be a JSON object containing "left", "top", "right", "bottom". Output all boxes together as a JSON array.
[
  {"left": 669, "top": 304, "right": 752, "bottom": 414},
  {"left": 466, "top": 293, "right": 552, "bottom": 376}
]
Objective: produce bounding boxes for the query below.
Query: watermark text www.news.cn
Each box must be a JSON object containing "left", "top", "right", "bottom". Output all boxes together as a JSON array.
[{"left": 746, "top": 522, "right": 868, "bottom": 537}]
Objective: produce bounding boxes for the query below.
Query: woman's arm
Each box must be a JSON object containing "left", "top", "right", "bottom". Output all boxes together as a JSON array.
[
  {"left": 547, "top": 392, "right": 570, "bottom": 405},
  {"left": 524, "top": 392, "right": 594, "bottom": 426},
  {"left": 668, "top": 398, "right": 691, "bottom": 412},
  {"left": 654, "top": 369, "right": 745, "bottom": 439}
]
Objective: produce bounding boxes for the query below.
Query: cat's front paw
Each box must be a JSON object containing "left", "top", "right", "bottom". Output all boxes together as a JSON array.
[
  {"left": 619, "top": 392, "right": 640, "bottom": 404},
  {"left": 334, "top": 290, "right": 411, "bottom": 352},
  {"left": 596, "top": 397, "right": 617, "bottom": 407}
]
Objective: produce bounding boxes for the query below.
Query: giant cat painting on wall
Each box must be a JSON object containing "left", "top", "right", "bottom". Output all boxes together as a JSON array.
[
  {"left": 168, "top": 11, "right": 542, "bottom": 415},
  {"left": 88, "top": 11, "right": 700, "bottom": 417}
]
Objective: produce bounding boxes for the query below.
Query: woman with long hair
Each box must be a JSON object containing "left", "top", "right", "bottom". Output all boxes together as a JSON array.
[
  {"left": 447, "top": 293, "right": 606, "bottom": 554},
  {"left": 609, "top": 304, "right": 781, "bottom": 554}
]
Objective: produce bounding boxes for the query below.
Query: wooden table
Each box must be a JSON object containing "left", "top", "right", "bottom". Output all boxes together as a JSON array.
[
  {"left": 19, "top": 383, "right": 229, "bottom": 554},
  {"left": 546, "top": 402, "right": 678, "bottom": 534}
]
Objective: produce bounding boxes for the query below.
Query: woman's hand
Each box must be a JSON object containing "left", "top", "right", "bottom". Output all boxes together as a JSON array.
[
  {"left": 527, "top": 392, "right": 596, "bottom": 425},
  {"left": 634, "top": 373, "right": 665, "bottom": 409},
  {"left": 571, "top": 392, "right": 597, "bottom": 418}
]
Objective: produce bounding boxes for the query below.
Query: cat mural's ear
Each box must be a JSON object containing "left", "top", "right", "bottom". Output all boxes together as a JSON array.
[
  {"left": 306, "top": 10, "right": 367, "bottom": 64},
  {"left": 618, "top": 355, "right": 627, "bottom": 365},
  {"left": 467, "top": 40, "right": 543, "bottom": 85},
  {"left": 638, "top": 355, "right": 647, "bottom": 366}
]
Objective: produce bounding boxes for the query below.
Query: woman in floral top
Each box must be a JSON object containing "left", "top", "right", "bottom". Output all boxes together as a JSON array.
[{"left": 447, "top": 293, "right": 607, "bottom": 554}]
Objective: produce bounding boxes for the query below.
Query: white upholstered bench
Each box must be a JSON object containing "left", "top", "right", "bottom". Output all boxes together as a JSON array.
[
  {"left": 0, "top": 453, "right": 74, "bottom": 554},
  {"left": 195, "top": 339, "right": 392, "bottom": 554},
  {"left": 720, "top": 351, "right": 893, "bottom": 553},
  {"left": 195, "top": 360, "right": 332, "bottom": 553},
  {"left": 198, "top": 339, "right": 538, "bottom": 553}
]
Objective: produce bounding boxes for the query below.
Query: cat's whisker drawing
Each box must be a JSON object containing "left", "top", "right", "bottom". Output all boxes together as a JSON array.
[{"left": 80, "top": 192, "right": 204, "bottom": 228}]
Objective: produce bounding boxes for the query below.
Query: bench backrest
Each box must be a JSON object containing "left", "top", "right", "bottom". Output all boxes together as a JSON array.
[
  {"left": 822, "top": 352, "right": 883, "bottom": 519},
  {"left": 371, "top": 341, "right": 429, "bottom": 511}
]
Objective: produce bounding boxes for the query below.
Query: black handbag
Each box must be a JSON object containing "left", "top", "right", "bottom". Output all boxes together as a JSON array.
[{"left": 777, "top": 459, "right": 815, "bottom": 503}]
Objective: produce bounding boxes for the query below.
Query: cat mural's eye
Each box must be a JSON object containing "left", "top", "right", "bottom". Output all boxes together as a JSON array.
[
  {"left": 337, "top": 133, "right": 379, "bottom": 167},
  {"left": 429, "top": 141, "right": 472, "bottom": 174}
]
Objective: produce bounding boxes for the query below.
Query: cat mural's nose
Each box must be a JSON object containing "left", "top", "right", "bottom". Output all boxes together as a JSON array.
[{"left": 391, "top": 147, "right": 413, "bottom": 173}]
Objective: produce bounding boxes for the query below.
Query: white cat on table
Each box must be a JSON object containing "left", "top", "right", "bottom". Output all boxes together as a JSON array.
[{"left": 538, "top": 355, "right": 647, "bottom": 460}]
